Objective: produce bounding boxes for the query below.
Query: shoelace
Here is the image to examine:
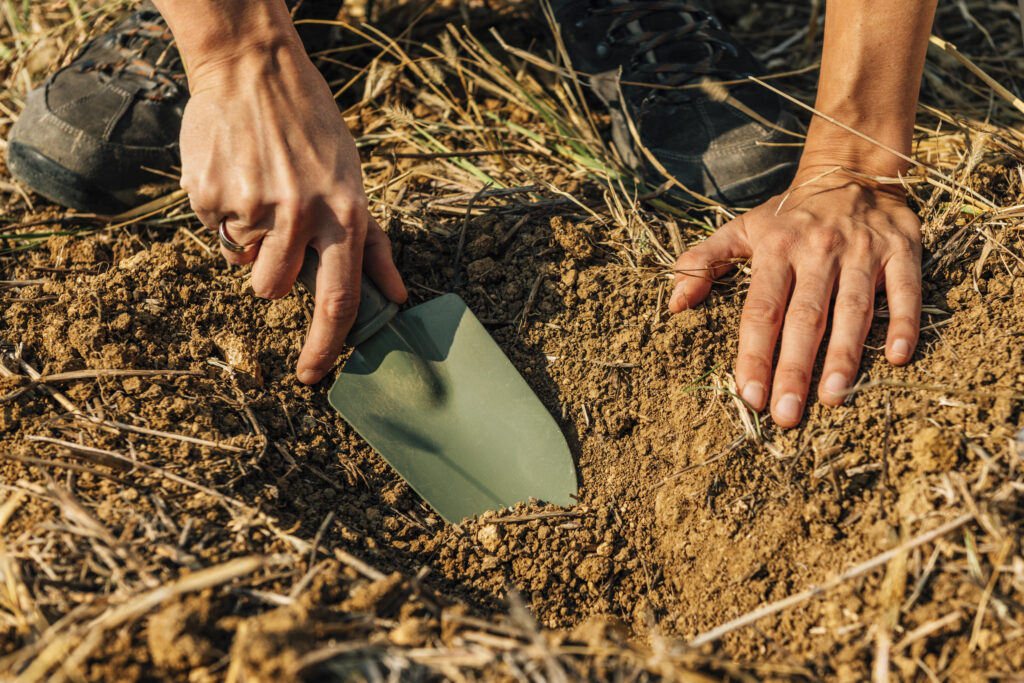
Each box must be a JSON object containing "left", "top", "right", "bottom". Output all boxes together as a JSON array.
[
  {"left": 594, "top": 1, "right": 740, "bottom": 90},
  {"left": 80, "top": 11, "right": 185, "bottom": 100}
]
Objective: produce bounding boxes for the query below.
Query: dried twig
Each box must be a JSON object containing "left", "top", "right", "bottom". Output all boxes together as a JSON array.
[{"left": 685, "top": 514, "right": 974, "bottom": 649}]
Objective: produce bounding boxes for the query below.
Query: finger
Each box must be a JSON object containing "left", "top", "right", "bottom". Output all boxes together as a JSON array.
[
  {"left": 883, "top": 246, "right": 922, "bottom": 365},
  {"left": 363, "top": 215, "right": 407, "bottom": 304},
  {"left": 219, "top": 217, "right": 262, "bottom": 266},
  {"left": 250, "top": 206, "right": 306, "bottom": 298},
  {"left": 817, "top": 264, "right": 876, "bottom": 405},
  {"left": 296, "top": 227, "right": 366, "bottom": 385},
  {"left": 668, "top": 219, "right": 750, "bottom": 313},
  {"left": 770, "top": 266, "right": 838, "bottom": 428},
  {"left": 188, "top": 193, "right": 259, "bottom": 266},
  {"left": 735, "top": 254, "right": 793, "bottom": 413}
]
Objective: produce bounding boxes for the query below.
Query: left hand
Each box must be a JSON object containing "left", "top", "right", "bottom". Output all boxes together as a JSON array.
[{"left": 668, "top": 172, "right": 922, "bottom": 428}]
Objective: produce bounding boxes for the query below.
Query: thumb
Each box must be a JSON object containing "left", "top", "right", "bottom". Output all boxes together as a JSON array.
[{"left": 668, "top": 219, "right": 750, "bottom": 313}]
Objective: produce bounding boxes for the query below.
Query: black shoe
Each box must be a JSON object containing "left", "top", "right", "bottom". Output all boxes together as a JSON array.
[
  {"left": 551, "top": 0, "right": 801, "bottom": 207},
  {"left": 7, "top": 1, "right": 186, "bottom": 214}
]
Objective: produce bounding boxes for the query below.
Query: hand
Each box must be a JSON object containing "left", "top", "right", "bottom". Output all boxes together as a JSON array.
[
  {"left": 668, "top": 173, "right": 922, "bottom": 428},
  {"left": 179, "top": 44, "right": 406, "bottom": 384}
]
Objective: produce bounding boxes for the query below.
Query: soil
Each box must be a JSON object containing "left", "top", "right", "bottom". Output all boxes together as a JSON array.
[
  {"left": 2, "top": 164, "right": 1024, "bottom": 679},
  {"left": 2, "top": 1, "right": 1024, "bottom": 680}
]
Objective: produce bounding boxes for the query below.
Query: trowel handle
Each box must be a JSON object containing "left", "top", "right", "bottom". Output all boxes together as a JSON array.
[{"left": 297, "top": 248, "right": 399, "bottom": 347}]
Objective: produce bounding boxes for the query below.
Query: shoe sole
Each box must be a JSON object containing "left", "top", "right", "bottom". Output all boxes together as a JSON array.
[{"left": 7, "top": 141, "right": 131, "bottom": 215}]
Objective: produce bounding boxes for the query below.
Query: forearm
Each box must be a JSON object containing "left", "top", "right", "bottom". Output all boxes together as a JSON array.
[
  {"left": 799, "top": 0, "right": 937, "bottom": 180},
  {"left": 151, "top": 0, "right": 306, "bottom": 86}
]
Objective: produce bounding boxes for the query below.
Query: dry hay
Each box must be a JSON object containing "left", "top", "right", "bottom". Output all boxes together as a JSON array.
[{"left": 1, "top": 0, "right": 1024, "bottom": 681}]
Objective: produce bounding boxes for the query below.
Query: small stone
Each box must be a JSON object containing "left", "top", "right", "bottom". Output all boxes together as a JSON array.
[
  {"left": 213, "top": 331, "right": 263, "bottom": 387},
  {"left": 911, "top": 427, "right": 960, "bottom": 472},
  {"left": 570, "top": 614, "right": 629, "bottom": 647},
  {"left": 575, "top": 556, "right": 612, "bottom": 583},
  {"left": 264, "top": 299, "right": 296, "bottom": 329},
  {"left": 465, "top": 234, "right": 496, "bottom": 260},
  {"left": 110, "top": 312, "right": 132, "bottom": 331},
  {"left": 342, "top": 572, "right": 404, "bottom": 612},
  {"left": 466, "top": 257, "right": 498, "bottom": 283},
  {"left": 477, "top": 524, "right": 502, "bottom": 553},
  {"left": 389, "top": 618, "right": 429, "bottom": 647},
  {"left": 560, "top": 268, "right": 578, "bottom": 287},
  {"left": 596, "top": 541, "right": 613, "bottom": 558},
  {"left": 118, "top": 250, "right": 150, "bottom": 272}
]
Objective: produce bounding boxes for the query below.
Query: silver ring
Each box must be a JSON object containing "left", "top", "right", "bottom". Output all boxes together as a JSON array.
[{"left": 218, "top": 219, "right": 246, "bottom": 253}]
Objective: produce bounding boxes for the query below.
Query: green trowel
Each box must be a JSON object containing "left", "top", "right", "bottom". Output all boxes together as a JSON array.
[{"left": 297, "top": 252, "right": 577, "bottom": 524}]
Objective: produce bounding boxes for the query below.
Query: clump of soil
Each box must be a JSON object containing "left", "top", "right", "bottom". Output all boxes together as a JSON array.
[{"left": 2, "top": 175, "right": 1023, "bottom": 679}]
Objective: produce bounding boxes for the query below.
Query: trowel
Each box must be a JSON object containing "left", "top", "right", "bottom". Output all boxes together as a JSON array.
[{"left": 297, "top": 251, "right": 577, "bottom": 524}]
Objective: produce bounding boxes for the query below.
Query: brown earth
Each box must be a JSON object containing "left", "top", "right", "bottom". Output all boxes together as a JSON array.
[
  {"left": 3, "top": 1, "right": 1024, "bottom": 680},
  {"left": 2, "top": 167, "right": 1023, "bottom": 679}
]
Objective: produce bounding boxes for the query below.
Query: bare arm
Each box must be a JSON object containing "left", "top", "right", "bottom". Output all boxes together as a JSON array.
[
  {"left": 153, "top": 0, "right": 407, "bottom": 384},
  {"left": 670, "top": 0, "right": 938, "bottom": 428}
]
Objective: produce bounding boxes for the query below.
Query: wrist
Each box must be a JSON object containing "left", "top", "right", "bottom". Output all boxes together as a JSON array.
[
  {"left": 153, "top": 0, "right": 306, "bottom": 85},
  {"left": 795, "top": 114, "right": 915, "bottom": 193}
]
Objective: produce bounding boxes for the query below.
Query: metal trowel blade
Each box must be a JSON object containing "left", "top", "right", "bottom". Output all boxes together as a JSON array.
[{"left": 329, "top": 294, "right": 577, "bottom": 524}]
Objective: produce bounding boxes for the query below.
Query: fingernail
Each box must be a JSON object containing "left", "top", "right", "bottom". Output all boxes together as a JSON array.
[
  {"left": 823, "top": 373, "right": 847, "bottom": 398},
  {"left": 741, "top": 381, "right": 766, "bottom": 410},
  {"left": 891, "top": 339, "right": 911, "bottom": 362},
  {"left": 669, "top": 282, "right": 685, "bottom": 309},
  {"left": 298, "top": 369, "right": 318, "bottom": 385},
  {"left": 775, "top": 393, "right": 802, "bottom": 425}
]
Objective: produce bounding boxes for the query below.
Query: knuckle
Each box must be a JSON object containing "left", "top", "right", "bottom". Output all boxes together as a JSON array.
[
  {"left": 807, "top": 226, "right": 843, "bottom": 253},
  {"left": 675, "top": 255, "right": 713, "bottom": 281},
  {"left": 890, "top": 273, "right": 922, "bottom": 296},
  {"left": 735, "top": 352, "right": 771, "bottom": 380},
  {"left": 742, "top": 296, "right": 784, "bottom": 328},
  {"left": 251, "top": 277, "right": 281, "bottom": 299},
  {"left": 786, "top": 299, "right": 827, "bottom": 330},
  {"left": 887, "top": 232, "right": 920, "bottom": 258},
  {"left": 336, "top": 201, "right": 368, "bottom": 231},
  {"left": 756, "top": 232, "right": 792, "bottom": 259},
  {"left": 849, "top": 229, "right": 875, "bottom": 256},
  {"left": 189, "top": 189, "right": 217, "bottom": 213},
  {"left": 277, "top": 200, "right": 307, "bottom": 233},
  {"left": 321, "top": 292, "right": 359, "bottom": 323},
  {"left": 237, "top": 185, "right": 261, "bottom": 217},
  {"left": 834, "top": 289, "right": 874, "bottom": 319},
  {"left": 826, "top": 347, "right": 860, "bottom": 374},
  {"left": 775, "top": 365, "right": 810, "bottom": 389},
  {"left": 889, "top": 313, "right": 920, "bottom": 331}
]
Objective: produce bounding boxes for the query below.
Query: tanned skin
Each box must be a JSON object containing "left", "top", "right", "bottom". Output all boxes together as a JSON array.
[
  {"left": 153, "top": 0, "right": 407, "bottom": 385},
  {"left": 670, "top": 0, "right": 937, "bottom": 427},
  {"left": 156, "top": 0, "right": 937, "bottom": 430}
]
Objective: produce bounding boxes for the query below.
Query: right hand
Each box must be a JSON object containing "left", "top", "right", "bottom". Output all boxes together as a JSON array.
[{"left": 179, "top": 42, "right": 406, "bottom": 384}]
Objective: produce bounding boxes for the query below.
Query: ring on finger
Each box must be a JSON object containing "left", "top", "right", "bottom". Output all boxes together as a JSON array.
[{"left": 218, "top": 219, "right": 247, "bottom": 253}]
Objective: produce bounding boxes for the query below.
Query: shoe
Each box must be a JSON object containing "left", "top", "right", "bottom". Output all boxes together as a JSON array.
[
  {"left": 7, "top": 1, "right": 186, "bottom": 214},
  {"left": 551, "top": 0, "right": 801, "bottom": 207}
]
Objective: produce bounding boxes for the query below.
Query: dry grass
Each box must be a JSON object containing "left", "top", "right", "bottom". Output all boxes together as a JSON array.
[{"left": 2, "top": 0, "right": 1024, "bottom": 680}]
